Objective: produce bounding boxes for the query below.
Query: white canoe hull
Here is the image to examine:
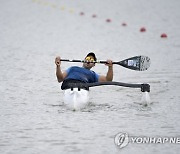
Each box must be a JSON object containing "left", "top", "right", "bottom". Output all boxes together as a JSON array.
[{"left": 63, "top": 88, "right": 89, "bottom": 110}]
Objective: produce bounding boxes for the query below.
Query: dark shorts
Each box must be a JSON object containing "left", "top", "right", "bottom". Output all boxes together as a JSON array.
[{"left": 61, "top": 79, "right": 89, "bottom": 90}]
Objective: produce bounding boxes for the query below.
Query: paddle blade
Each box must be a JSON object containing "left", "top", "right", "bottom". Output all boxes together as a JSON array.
[{"left": 115, "top": 56, "right": 151, "bottom": 71}]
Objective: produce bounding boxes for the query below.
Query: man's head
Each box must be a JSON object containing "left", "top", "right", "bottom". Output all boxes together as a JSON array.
[
  {"left": 83, "top": 52, "right": 97, "bottom": 69},
  {"left": 86, "top": 52, "right": 97, "bottom": 61}
]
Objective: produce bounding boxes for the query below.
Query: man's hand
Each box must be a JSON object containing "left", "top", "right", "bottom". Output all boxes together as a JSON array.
[
  {"left": 105, "top": 59, "right": 113, "bottom": 68},
  {"left": 55, "top": 56, "right": 61, "bottom": 66},
  {"left": 99, "top": 59, "right": 113, "bottom": 82}
]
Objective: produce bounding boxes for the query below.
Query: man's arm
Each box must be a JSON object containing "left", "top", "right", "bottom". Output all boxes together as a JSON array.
[
  {"left": 55, "top": 56, "right": 67, "bottom": 83},
  {"left": 98, "top": 60, "right": 113, "bottom": 82}
]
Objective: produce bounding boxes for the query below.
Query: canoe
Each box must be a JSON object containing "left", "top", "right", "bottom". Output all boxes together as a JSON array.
[
  {"left": 63, "top": 88, "right": 89, "bottom": 110},
  {"left": 62, "top": 82, "right": 150, "bottom": 110}
]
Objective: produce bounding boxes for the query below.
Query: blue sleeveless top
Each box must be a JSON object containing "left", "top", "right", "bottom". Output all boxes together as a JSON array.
[{"left": 64, "top": 66, "right": 99, "bottom": 83}]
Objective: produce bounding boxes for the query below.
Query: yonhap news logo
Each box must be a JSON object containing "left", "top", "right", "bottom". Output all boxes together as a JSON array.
[
  {"left": 114, "top": 132, "right": 180, "bottom": 149},
  {"left": 114, "top": 132, "right": 129, "bottom": 148}
]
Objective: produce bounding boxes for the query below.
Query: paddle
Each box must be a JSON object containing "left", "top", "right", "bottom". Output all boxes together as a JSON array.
[{"left": 60, "top": 55, "right": 150, "bottom": 71}]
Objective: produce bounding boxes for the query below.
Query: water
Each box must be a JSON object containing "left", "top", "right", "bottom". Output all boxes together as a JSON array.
[{"left": 0, "top": 0, "right": 180, "bottom": 153}]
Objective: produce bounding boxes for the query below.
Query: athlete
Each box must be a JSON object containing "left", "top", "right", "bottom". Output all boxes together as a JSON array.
[{"left": 55, "top": 52, "right": 113, "bottom": 90}]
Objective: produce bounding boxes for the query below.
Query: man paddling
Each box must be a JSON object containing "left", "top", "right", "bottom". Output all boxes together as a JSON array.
[{"left": 55, "top": 52, "right": 113, "bottom": 90}]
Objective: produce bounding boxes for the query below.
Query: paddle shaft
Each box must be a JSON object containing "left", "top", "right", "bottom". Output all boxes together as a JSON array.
[{"left": 60, "top": 59, "right": 116, "bottom": 64}]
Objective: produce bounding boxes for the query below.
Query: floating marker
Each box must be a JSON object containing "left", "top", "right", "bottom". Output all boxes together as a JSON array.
[
  {"left": 60, "top": 6, "right": 65, "bottom": 10},
  {"left": 122, "top": 22, "right": 127, "bottom": 26},
  {"left": 69, "top": 9, "right": 74, "bottom": 13},
  {"left": 80, "top": 12, "right": 84, "bottom": 16},
  {"left": 161, "top": 33, "right": 167, "bottom": 38},
  {"left": 92, "top": 14, "right": 97, "bottom": 18},
  {"left": 140, "top": 27, "right": 146, "bottom": 32},
  {"left": 106, "top": 19, "right": 111, "bottom": 22}
]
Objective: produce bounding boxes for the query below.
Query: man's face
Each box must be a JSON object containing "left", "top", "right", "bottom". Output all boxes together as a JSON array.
[{"left": 83, "top": 56, "right": 95, "bottom": 69}]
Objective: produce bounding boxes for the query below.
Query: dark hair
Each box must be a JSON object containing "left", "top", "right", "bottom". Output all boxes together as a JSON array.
[{"left": 86, "top": 52, "right": 97, "bottom": 61}]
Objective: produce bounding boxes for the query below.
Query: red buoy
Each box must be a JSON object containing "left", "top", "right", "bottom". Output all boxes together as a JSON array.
[
  {"left": 140, "top": 27, "right": 146, "bottom": 32},
  {"left": 161, "top": 33, "right": 167, "bottom": 38},
  {"left": 122, "top": 22, "right": 127, "bottom": 26},
  {"left": 80, "top": 12, "right": 84, "bottom": 16},
  {"left": 92, "top": 14, "right": 97, "bottom": 18},
  {"left": 106, "top": 19, "right": 111, "bottom": 23}
]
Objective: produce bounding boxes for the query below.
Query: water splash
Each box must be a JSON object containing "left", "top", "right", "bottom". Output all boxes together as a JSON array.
[{"left": 141, "top": 92, "right": 151, "bottom": 106}]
